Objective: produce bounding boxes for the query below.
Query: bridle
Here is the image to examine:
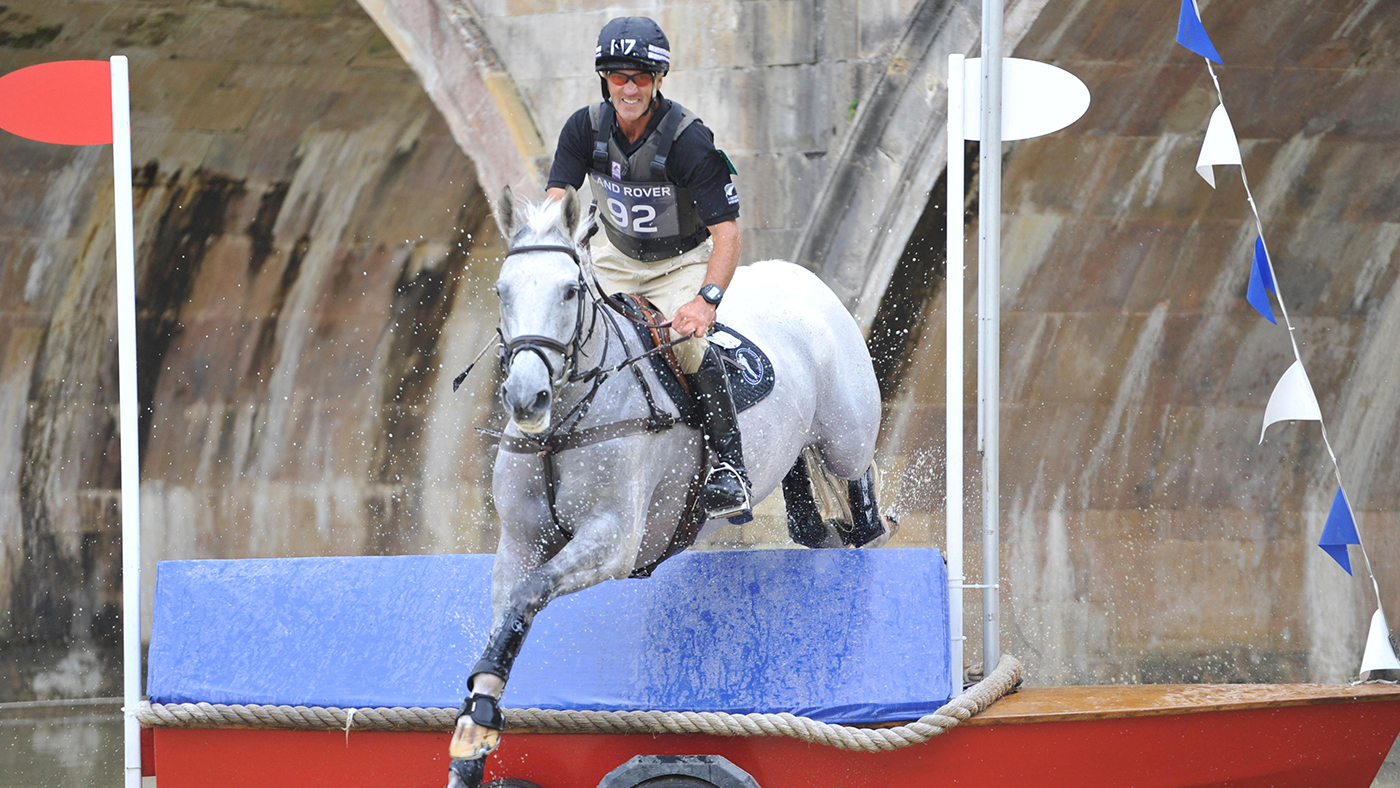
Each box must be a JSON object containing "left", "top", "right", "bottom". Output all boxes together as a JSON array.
[
  {"left": 453, "top": 219, "right": 691, "bottom": 455},
  {"left": 496, "top": 242, "right": 594, "bottom": 392},
  {"left": 452, "top": 213, "right": 710, "bottom": 562}
]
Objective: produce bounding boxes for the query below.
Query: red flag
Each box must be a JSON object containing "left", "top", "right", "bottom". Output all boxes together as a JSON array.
[{"left": 0, "top": 60, "right": 112, "bottom": 145}]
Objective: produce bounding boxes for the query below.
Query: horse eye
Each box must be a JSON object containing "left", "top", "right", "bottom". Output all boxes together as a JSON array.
[{"left": 564, "top": 285, "right": 579, "bottom": 301}]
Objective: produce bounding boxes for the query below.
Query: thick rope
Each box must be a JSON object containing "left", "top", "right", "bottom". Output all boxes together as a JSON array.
[{"left": 135, "top": 654, "right": 1020, "bottom": 753}]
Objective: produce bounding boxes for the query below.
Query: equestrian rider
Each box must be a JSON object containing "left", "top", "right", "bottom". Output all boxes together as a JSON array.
[{"left": 546, "top": 16, "right": 752, "bottom": 522}]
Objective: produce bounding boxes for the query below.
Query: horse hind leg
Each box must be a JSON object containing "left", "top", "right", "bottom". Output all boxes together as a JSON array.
[
  {"left": 778, "top": 450, "right": 840, "bottom": 548},
  {"left": 783, "top": 451, "right": 841, "bottom": 548},
  {"left": 802, "top": 450, "right": 898, "bottom": 548},
  {"left": 844, "top": 464, "right": 898, "bottom": 548}
]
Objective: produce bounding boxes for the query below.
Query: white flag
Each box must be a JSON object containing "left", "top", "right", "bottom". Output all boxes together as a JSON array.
[
  {"left": 1361, "top": 608, "right": 1400, "bottom": 675},
  {"left": 960, "top": 58, "right": 1091, "bottom": 142},
  {"left": 1260, "top": 360, "right": 1322, "bottom": 443},
  {"left": 1195, "top": 104, "right": 1242, "bottom": 188}
]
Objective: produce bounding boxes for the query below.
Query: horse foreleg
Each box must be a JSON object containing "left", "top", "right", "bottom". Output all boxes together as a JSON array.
[
  {"left": 447, "top": 523, "right": 561, "bottom": 765},
  {"left": 451, "top": 519, "right": 631, "bottom": 762},
  {"left": 445, "top": 756, "right": 484, "bottom": 788}
]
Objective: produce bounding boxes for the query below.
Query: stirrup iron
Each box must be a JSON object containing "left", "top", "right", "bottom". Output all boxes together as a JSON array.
[{"left": 700, "top": 461, "right": 752, "bottom": 522}]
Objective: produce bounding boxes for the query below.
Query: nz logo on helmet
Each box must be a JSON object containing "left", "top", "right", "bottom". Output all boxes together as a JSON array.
[{"left": 610, "top": 39, "right": 637, "bottom": 56}]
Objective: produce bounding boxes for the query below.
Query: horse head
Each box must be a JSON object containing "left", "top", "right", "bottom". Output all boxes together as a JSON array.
[{"left": 494, "top": 185, "right": 594, "bottom": 434}]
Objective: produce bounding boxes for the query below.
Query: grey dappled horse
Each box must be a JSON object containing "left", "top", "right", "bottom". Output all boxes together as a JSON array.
[{"left": 446, "top": 186, "right": 887, "bottom": 786}]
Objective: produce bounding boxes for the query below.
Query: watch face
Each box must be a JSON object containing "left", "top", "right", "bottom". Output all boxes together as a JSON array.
[{"left": 701, "top": 285, "right": 723, "bottom": 305}]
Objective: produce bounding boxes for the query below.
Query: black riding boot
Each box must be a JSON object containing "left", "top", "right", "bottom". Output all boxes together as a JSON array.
[{"left": 690, "top": 346, "right": 753, "bottom": 522}]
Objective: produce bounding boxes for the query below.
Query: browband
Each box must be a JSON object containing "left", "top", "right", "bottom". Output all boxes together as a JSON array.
[{"left": 506, "top": 244, "right": 580, "bottom": 264}]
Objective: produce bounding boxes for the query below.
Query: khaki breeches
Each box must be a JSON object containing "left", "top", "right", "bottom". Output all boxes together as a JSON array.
[{"left": 591, "top": 232, "right": 713, "bottom": 374}]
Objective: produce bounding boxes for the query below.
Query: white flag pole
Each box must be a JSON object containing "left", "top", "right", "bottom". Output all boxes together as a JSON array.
[
  {"left": 110, "top": 54, "right": 143, "bottom": 788},
  {"left": 946, "top": 53, "right": 966, "bottom": 699},
  {"left": 979, "top": 0, "right": 1004, "bottom": 673}
]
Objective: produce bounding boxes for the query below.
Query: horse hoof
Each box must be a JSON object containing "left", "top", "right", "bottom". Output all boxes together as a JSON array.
[{"left": 449, "top": 715, "right": 502, "bottom": 760}]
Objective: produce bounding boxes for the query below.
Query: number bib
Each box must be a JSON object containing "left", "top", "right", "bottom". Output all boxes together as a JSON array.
[{"left": 589, "top": 172, "right": 681, "bottom": 239}]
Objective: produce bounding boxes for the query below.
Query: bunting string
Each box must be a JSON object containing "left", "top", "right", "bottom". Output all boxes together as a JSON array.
[{"left": 1176, "top": 0, "right": 1396, "bottom": 674}]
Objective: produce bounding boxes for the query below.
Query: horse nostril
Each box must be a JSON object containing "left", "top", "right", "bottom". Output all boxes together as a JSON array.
[{"left": 532, "top": 391, "right": 549, "bottom": 411}]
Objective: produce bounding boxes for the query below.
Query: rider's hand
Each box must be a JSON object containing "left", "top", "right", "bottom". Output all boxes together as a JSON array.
[{"left": 670, "top": 296, "right": 717, "bottom": 338}]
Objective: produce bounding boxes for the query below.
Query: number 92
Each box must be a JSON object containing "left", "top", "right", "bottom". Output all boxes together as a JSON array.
[{"left": 606, "top": 198, "right": 658, "bottom": 234}]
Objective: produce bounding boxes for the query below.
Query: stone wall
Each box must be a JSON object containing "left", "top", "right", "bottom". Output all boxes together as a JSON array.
[
  {"left": 5, "top": 0, "right": 1400, "bottom": 702},
  {"left": 0, "top": 0, "right": 504, "bottom": 699},
  {"left": 875, "top": 0, "right": 1400, "bottom": 684}
]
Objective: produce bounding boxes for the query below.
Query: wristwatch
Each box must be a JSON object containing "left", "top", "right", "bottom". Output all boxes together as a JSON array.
[{"left": 699, "top": 284, "right": 724, "bottom": 306}]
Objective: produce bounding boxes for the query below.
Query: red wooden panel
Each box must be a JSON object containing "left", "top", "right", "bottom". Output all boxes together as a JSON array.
[{"left": 154, "top": 699, "right": 1400, "bottom": 788}]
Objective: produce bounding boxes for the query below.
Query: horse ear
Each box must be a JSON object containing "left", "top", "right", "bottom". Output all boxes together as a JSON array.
[
  {"left": 574, "top": 199, "right": 598, "bottom": 248},
  {"left": 560, "top": 185, "right": 580, "bottom": 236},
  {"left": 497, "top": 185, "right": 518, "bottom": 239}
]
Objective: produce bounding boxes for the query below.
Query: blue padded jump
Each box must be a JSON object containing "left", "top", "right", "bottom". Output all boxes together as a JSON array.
[{"left": 147, "top": 548, "right": 950, "bottom": 724}]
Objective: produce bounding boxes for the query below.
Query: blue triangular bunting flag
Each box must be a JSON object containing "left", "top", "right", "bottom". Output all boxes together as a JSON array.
[
  {"left": 1247, "top": 237, "right": 1276, "bottom": 324},
  {"left": 1177, "top": 0, "right": 1224, "bottom": 64},
  {"left": 1319, "top": 488, "right": 1361, "bottom": 575},
  {"left": 1253, "top": 237, "right": 1275, "bottom": 293}
]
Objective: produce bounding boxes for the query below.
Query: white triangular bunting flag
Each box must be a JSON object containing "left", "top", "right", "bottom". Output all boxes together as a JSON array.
[
  {"left": 1260, "top": 360, "right": 1322, "bottom": 443},
  {"left": 1361, "top": 609, "right": 1400, "bottom": 674},
  {"left": 1195, "top": 104, "right": 1242, "bottom": 188}
]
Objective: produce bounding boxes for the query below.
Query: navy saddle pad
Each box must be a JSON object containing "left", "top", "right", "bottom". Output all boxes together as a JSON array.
[{"left": 612, "top": 295, "right": 775, "bottom": 427}]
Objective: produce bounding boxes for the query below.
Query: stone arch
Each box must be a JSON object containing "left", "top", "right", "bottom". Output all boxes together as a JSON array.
[
  {"left": 357, "top": 0, "right": 550, "bottom": 214},
  {"left": 792, "top": 0, "right": 1050, "bottom": 330},
  {"left": 357, "top": 0, "right": 1051, "bottom": 329}
]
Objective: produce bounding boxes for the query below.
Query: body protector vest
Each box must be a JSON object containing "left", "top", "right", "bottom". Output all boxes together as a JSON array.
[{"left": 588, "top": 100, "right": 711, "bottom": 263}]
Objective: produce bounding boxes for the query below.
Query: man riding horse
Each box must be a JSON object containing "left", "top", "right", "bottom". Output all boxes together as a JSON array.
[
  {"left": 443, "top": 18, "right": 891, "bottom": 787},
  {"left": 544, "top": 16, "right": 752, "bottom": 524}
]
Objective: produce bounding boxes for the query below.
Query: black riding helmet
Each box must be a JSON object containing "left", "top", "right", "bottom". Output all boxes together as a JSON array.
[{"left": 595, "top": 16, "right": 670, "bottom": 101}]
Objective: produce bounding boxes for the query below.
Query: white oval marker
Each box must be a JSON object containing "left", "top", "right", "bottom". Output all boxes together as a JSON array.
[{"left": 961, "top": 57, "right": 1091, "bottom": 142}]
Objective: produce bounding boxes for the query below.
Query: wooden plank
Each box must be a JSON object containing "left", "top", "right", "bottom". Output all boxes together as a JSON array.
[
  {"left": 153, "top": 697, "right": 1400, "bottom": 788},
  {"left": 966, "top": 682, "right": 1400, "bottom": 725}
]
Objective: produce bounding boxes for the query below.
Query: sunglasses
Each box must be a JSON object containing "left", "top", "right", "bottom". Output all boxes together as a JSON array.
[{"left": 601, "top": 71, "right": 656, "bottom": 88}]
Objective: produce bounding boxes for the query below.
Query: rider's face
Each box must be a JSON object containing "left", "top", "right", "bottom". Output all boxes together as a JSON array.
[{"left": 605, "top": 70, "right": 661, "bottom": 124}]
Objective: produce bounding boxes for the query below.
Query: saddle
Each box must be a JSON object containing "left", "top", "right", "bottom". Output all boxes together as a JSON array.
[{"left": 610, "top": 293, "right": 776, "bottom": 429}]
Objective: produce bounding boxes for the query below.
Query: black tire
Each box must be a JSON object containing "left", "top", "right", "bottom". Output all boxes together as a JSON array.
[
  {"left": 634, "top": 778, "right": 720, "bottom": 788},
  {"left": 484, "top": 781, "right": 546, "bottom": 788}
]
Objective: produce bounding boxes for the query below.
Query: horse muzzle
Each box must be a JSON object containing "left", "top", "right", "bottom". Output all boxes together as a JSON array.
[
  {"left": 501, "top": 377, "right": 552, "bottom": 434},
  {"left": 501, "top": 335, "right": 569, "bottom": 434}
]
